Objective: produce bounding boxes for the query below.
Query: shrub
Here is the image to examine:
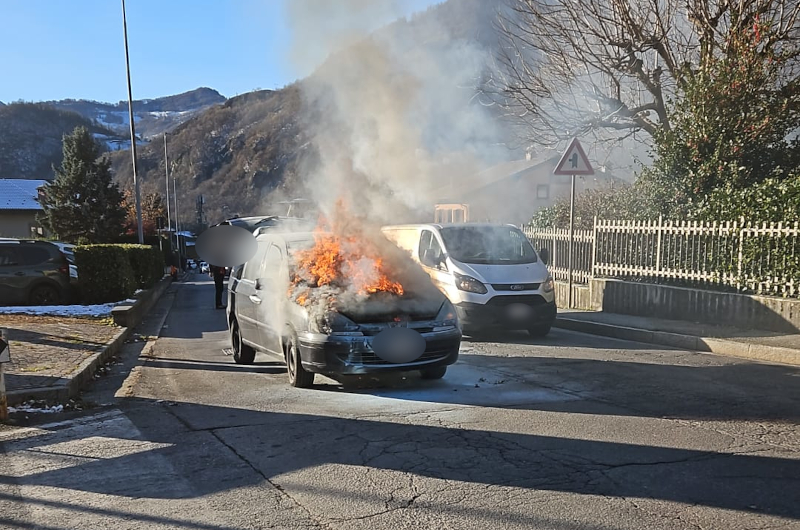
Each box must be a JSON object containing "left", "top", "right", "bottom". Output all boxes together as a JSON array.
[
  {"left": 120, "top": 244, "right": 165, "bottom": 289},
  {"left": 74, "top": 245, "right": 136, "bottom": 304}
]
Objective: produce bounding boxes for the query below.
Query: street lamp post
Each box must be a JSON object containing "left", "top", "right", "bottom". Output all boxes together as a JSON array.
[
  {"left": 121, "top": 0, "right": 144, "bottom": 244},
  {"left": 164, "top": 132, "right": 172, "bottom": 250}
]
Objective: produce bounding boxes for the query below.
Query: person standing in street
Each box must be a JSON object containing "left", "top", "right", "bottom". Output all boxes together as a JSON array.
[{"left": 211, "top": 265, "right": 226, "bottom": 309}]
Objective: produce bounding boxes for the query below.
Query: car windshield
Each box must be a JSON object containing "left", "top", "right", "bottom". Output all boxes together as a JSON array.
[{"left": 439, "top": 226, "right": 538, "bottom": 265}]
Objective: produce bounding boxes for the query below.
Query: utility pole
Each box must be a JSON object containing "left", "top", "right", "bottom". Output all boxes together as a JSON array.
[
  {"left": 121, "top": 0, "right": 143, "bottom": 244},
  {"left": 164, "top": 132, "right": 172, "bottom": 251},
  {"left": 174, "top": 175, "right": 182, "bottom": 266}
]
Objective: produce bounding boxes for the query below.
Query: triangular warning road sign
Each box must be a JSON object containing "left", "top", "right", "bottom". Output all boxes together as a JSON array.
[{"left": 553, "top": 138, "right": 595, "bottom": 176}]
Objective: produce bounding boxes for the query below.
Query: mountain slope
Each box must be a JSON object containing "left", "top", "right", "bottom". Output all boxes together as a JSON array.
[
  {"left": 45, "top": 87, "right": 226, "bottom": 139},
  {"left": 109, "top": 86, "right": 310, "bottom": 224},
  {"left": 0, "top": 103, "right": 123, "bottom": 180}
]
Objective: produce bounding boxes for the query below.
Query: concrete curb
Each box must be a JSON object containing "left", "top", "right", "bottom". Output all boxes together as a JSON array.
[
  {"left": 555, "top": 317, "right": 800, "bottom": 366},
  {"left": 112, "top": 276, "right": 173, "bottom": 327},
  {"left": 7, "top": 277, "right": 174, "bottom": 406}
]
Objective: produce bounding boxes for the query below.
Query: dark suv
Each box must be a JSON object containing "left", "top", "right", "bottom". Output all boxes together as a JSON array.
[{"left": 0, "top": 239, "right": 72, "bottom": 305}]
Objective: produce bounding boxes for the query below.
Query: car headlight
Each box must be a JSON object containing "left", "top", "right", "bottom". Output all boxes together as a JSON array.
[
  {"left": 433, "top": 299, "right": 458, "bottom": 331},
  {"left": 542, "top": 276, "right": 554, "bottom": 293},
  {"left": 312, "top": 311, "right": 363, "bottom": 336},
  {"left": 454, "top": 273, "right": 487, "bottom": 294}
]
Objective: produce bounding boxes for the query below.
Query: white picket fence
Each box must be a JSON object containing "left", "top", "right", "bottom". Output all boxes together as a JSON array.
[{"left": 524, "top": 218, "right": 800, "bottom": 297}]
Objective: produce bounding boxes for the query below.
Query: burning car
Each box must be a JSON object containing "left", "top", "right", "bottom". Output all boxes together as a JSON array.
[{"left": 227, "top": 226, "right": 461, "bottom": 388}]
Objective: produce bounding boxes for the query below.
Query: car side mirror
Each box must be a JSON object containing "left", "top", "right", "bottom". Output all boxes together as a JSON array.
[{"left": 539, "top": 248, "right": 550, "bottom": 265}]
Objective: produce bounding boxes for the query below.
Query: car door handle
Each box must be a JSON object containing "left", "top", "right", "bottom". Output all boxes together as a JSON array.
[
  {"left": 15, "top": 271, "right": 26, "bottom": 276},
  {"left": 249, "top": 295, "right": 262, "bottom": 304}
]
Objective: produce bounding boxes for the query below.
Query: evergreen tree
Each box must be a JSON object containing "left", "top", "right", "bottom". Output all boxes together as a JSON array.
[{"left": 38, "top": 126, "right": 126, "bottom": 243}]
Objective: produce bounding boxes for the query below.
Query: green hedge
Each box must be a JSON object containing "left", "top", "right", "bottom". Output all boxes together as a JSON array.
[
  {"left": 121, "top": 244, "right": 165, "bottom": 289},
  {"left": 74, "top": 245, "right": 136, "bottom": 304},
  {"left": 74, "top": 244, "right": 164, "bottom": 303}
]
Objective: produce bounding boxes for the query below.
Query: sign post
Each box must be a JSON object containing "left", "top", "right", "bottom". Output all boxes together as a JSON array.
[
  {"left": 553, "top": 138, "right": 594, "bottom": 309},
  {"left": 0, "top": 329, "right": 10, "bottom": 421}
]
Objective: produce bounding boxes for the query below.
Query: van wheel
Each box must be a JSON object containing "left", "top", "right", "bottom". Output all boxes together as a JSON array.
[
  {"left": 528, "top": 324, "right": 552, "bottom": 337},
  {"left": 231, "top": 321, "right": 256, "bottom": 364},
  {"left": 29, "top": 284, "right": 61, "bottom": 305},
  {"left": 420, "top": 366, "right": 447, "bottom": 380},
  {"left": 285, "top": 332, "right": 314, "bottom": 388}
]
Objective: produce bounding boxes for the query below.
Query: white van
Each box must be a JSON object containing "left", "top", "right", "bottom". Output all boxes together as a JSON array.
[{"left": 381, "top": 223, "right": 556, "bottom": 336}]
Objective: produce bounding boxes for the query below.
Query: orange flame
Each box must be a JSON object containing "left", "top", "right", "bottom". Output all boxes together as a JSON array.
[{"left": 290, "top": 202, "right": 404, "bottom": 304}]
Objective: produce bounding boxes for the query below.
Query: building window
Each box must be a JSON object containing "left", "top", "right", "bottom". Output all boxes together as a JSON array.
[{"left": 536, "top": 184, "right": 549, "bottom": 199}]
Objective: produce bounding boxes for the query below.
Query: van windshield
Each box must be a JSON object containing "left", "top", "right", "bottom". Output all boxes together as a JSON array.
[{"left": 439, "top": 226, "right": 538, "bottom": 265}]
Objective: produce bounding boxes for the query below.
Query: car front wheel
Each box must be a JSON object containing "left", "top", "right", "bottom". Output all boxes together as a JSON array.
[
  {"left": 285, "top": 332, "right": 315, "bottom": 388},
  {"left": 231, "top": 320, "right": 256, "bottom": 365}
]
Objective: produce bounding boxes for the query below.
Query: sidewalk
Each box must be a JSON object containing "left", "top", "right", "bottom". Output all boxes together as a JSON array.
[
  {"left": 1, "top": 277, "right": 177, "bottom": 407},
  {"left": 556, "top": 309, "right": 800, "bottom": 366},
  {"left": 0, "top": 314, "right": 127, "bottom": 405}
]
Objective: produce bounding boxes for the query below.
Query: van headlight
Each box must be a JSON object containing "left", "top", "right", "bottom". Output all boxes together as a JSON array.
[
  {"left": 433, "top": 299, "right": 458, "bottom": 331},
  {"left": 542, "top": 276, "right": 555, "bottom": 293},
  {"left": 312, "top": 311, "right": 363, "bottom": 336},
  {"left": 454, "top": 273, "right": 487, "bottom": 294}
]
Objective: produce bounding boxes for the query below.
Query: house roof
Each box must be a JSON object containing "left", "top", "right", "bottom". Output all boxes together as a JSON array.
[{"left": 0, "top": 179, "right": 48, "bottom": 211}]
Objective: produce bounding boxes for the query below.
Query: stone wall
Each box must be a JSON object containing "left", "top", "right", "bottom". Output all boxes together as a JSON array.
[{"left": 556, "top": 278, "right": 800, "bottom": 333}]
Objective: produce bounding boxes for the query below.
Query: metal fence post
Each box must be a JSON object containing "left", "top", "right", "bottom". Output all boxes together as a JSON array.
[
  {"left": 568, "top": 174, "right": 576, "bottom": 309},
  {"left": 591, "top": 216, "right": 598, "bottom": 279},
  {"left": 655, "top": 215, "right": 663, "bottom": 275},
  {"left": 737, "top": 217, "right": 745, "bottom": 291}
]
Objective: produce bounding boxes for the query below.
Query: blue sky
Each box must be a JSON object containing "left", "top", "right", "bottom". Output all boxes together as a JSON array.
[{"left": 0, "top": 0, "right": 440, "bottom": 104}]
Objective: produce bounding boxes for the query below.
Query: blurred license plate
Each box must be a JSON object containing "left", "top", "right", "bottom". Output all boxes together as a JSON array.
[
  {"left": 506, "top": 303, "right": 533, "bottom": 321},
  {"left": 372, "top": 328, "right": 425, "bottom": 363}
]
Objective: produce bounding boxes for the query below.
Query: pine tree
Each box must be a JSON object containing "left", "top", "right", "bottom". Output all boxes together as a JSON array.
[{"left": 38, "top": 126, "right": 126, "bottom": 243}]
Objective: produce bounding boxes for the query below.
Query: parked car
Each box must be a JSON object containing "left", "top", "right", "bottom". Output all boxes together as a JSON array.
[
  {"left": 381, "top": 223, "right": 556, "bottom": 336},
  {"left": 50, "top": 241, "right": 78, "bottom": 280},
  {"left": 199, "top": 261, "right": 210, "bottom": 274},
  {"left": 0, "top": 239, "right": 72, "bottom": 305},
  {"left": 227, "top": 231, "right": 461, "bottom": 387}
]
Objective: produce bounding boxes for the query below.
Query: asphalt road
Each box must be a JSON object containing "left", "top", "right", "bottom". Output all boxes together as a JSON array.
[{"left": 2, "top": 274, "right": 799, "bottom": 529}]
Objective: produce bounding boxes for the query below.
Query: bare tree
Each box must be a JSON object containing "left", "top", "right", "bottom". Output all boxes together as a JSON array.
[{"left": 488, "top": 0, "right": 800, "bottom": 147}]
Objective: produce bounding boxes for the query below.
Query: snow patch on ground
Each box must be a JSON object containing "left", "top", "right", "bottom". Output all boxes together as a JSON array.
[
  {"left": 8, "top": 404, "right": 64, "bottom": 414},
  {"left": 0, "top": 303, "right": 118, "bottom": 317}
]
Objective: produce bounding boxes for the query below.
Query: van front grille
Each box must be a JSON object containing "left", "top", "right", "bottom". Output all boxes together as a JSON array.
[{"left": 491, "top": 283, "right": 540, "bottom": 291}]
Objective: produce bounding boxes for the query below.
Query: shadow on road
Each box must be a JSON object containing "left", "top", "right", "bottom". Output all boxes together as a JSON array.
[
  {"left": 310, "top": 351, "right": 800, "bottom": 423},
  {"left": 1, "top": 397, "right": 798, "bottom": 523},
  {"left": 142, "top": 357, "right": 285, "bottom": 375}
]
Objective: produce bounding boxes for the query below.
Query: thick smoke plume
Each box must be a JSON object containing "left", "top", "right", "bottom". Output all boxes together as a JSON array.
[
  {"left": 273, "top": 0, "right": 510, "bottom": 318},
  {"left": 286, "top": 0, "right": 506, "bottom": 224}
]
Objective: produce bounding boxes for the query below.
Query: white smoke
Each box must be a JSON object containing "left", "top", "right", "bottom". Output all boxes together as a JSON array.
[
  {"left": 273, "top": 0, "right": 513, "bottom": 319},
  {"left": 286, "top": 0, "right": 508, "bottom": 224}
]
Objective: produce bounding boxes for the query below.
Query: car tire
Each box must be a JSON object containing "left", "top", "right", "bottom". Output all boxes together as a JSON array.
[
  {"left": 420, "top": 366, "right": 447, "bottom": 380},
  {"left": 231, "top": 320, "right": 256, "bottom": 365},
  {"left": 29, "top": 284, "right": 61, "bottom": 305},
  {"left": 285, "top": 331, "right": 314, "bottom": 388},
  {"left": 528, "top": 324, "right": 552, "bottom": 337}
]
